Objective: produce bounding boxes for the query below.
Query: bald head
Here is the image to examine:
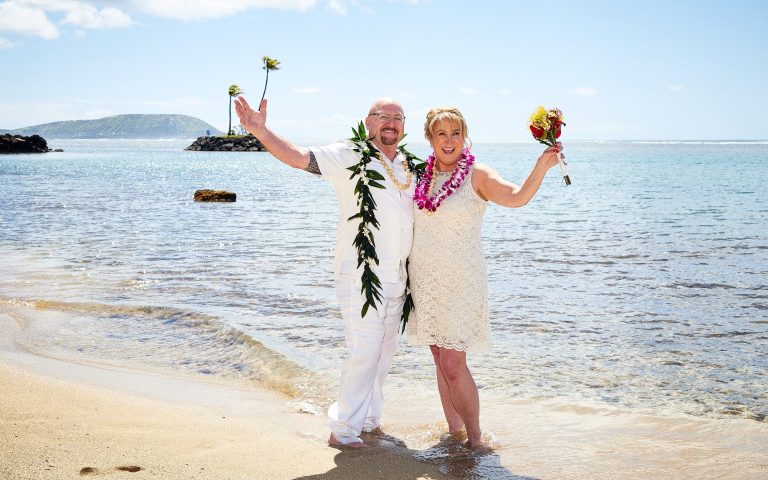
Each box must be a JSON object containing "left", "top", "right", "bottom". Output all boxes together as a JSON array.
[{"left": 368, "top": 97, "right": 403, "bottom": 116}]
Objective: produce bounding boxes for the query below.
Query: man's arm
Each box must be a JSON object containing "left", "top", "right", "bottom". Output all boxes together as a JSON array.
[{"left": 234, "top": 96, "right": 312, "bottom": 171}]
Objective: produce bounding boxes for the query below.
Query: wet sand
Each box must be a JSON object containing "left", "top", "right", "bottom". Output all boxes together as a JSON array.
[{"left": 0, "top": 314, "right": 448, "bottom": 480}]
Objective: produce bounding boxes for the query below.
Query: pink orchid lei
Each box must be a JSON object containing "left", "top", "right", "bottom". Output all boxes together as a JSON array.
[{"left": 413, "top": 147, "right": 475, "bottom": 213}]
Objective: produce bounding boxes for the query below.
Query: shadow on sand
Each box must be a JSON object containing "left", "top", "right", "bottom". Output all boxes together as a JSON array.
[{"left": 292, "top": 431, "right": 539, "bottom": 480}]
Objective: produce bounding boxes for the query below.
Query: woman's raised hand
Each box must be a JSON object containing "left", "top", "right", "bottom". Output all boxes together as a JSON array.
[{"left": 538, "top": 142, "right": 563, "bottom": 169}]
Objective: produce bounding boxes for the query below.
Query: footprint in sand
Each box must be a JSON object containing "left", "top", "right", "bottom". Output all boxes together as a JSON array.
[
  {"left": 79, "top": 465, "right": 143, "bottom": 476},
  {"left": 115, "top": 466, "right": 142, "bottom": 473}
]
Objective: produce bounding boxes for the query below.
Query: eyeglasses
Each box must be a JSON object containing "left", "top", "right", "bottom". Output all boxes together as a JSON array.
[{"left": 368, "top": 112, "right": 405, "bottom": 124}]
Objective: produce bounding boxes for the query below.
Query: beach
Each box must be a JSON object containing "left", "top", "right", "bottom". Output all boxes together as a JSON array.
[
  {"left": 0, "top": 313, "right": 448, "bottom": 480},
  {"left": 2, "top": 308, "right": 766, "bottom": 480},
  {"left": 1, "top": 139, "right": 766, "bottom": 479}
]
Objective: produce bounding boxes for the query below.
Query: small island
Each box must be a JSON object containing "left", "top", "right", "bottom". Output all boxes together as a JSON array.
[
  {"left": 185, "top": 82, "right": 267, "bottom": 152},
  {"left": 185, "top": 135, "right": 265, "bottom": 152}
]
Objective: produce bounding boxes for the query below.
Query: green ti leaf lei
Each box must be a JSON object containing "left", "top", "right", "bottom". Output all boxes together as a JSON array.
[
  {"left": 397, "top": 144, "right": 423, "bottom": 333},
  {"left": 346, "top": 121, "right": 423, "bottom": 329}
]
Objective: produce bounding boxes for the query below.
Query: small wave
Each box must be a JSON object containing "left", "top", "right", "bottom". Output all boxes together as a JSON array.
[
  {"left": 719, "top": 405, "right": 767, "bottom": 423},
  {"left": 3, "top": 298, "right": 328, "bottom": 399},
  {"left": 668, "top": 282, "right": 737, "bottom": 290}
]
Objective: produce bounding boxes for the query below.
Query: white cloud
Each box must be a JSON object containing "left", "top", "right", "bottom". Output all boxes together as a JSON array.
[
  {"left": 132, "top": 0, "right": 317, "bottom": 21},
  {"left": 327, "top": 0, "right": 346, "bottom": 15},
  {"left": 61, "top": 4, "right": 132, "bottom": 29},
  {"left": 569, "top": 86, "right": 598, "bottom": 96},
  {"left": 0, "top": 0, "right": 382, "bottom": 39},
  {"left": 499, "top": 88, "right": 511, "bottom": 95},
  {"left": 459, "top": 86, "right": 478, "bottom": 96},
  {"left": 0, "top": 37, "right": 16, "bottom": 48},
  {"left": 293, "top": 86, "right": 321, "bottom": 94},
  {"left": 0, "top": 2, "right": 59, "bottom": 39},
  {"left": 667, "top": 84, "right": 685, "bottom": 92},
  {"left": 0, "top": 0, "right": 132, "bottom": 39}
]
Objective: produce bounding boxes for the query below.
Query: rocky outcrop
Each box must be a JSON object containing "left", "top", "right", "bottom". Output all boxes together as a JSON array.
[
  {"left": 185, "top": 135, "right": 265, "bottom": 152},
  {"left": 0, "top": 134, "right": 52, "bottom": 153},
  {"left": 193, "top": 189, "right": 237, "bottom": 202}
]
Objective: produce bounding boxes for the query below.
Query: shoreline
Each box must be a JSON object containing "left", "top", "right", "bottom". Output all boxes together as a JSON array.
[
  {"left": 0, "top": 314, "right": 448, "bottom": 480},
  {"left": 3, "top": 310, "right": 768, "bottom": 480}
]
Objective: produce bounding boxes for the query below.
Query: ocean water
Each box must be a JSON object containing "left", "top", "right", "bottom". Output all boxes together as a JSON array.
[{"left": 1, "top": 139, "right": 766, "bottom": 478}]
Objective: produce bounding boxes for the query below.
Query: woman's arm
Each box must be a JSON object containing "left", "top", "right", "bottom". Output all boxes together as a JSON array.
[{"left": 473, "top": 144, "right": 562, "bottom": 208}]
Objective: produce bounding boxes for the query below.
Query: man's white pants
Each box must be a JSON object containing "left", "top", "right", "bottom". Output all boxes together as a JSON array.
[{"left": 328, "top": 274, "right": 404, "bottom": 445}]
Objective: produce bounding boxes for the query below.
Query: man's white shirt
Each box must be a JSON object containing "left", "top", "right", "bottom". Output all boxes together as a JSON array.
[{"left": 311, "top": 141, "right": 415, "bottom": 288}]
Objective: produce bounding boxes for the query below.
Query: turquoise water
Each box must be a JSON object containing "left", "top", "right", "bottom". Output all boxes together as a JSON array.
[{"left": 1, "top": 139, "right": 766, "bottom": 468}]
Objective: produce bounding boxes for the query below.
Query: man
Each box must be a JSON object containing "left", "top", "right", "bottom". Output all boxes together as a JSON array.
[{"left": 235, "top": 96, "right": 415, "bottom": 448}]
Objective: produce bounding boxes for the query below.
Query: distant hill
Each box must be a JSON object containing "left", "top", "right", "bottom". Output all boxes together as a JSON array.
[{"left": 0, "top": 114, "right": 223, "bottom": 139}]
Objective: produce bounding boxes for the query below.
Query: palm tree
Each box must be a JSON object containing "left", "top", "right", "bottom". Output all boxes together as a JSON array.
[
  {"left": 227, "top": 84, "right": 243, "bottom": 136},
  {"left": 259, "top": 56, "right": 281, "bottom": 110}
]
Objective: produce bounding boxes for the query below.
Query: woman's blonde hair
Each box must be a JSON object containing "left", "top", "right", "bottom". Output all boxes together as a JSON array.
[{"left": 424, "top": 107, "right": 471, "bottom": 148}]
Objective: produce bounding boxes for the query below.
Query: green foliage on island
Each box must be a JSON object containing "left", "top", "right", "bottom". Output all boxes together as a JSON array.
[
  {"left": 228, "top": 84, "right": 244, "bottom": 136},
  {"left": 0, "top": 114, "right": 222, "bottom": 139}
]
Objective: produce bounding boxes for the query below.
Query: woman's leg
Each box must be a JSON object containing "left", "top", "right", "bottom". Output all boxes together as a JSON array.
[
  {"left": 430, "top": 345, "right": 465, "bottom": 435},
  {"left": 434, "top": 346, "right": 482, "bottom": 447}
]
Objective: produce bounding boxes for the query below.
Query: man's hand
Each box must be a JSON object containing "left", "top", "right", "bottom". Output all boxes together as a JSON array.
[{"left": 234, "top": 96, "right": 267, "bottom": 137}]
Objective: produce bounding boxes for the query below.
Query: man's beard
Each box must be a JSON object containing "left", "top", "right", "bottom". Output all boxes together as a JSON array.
[{"left": 376, "top": 128, "right": 399, "bottom": 145}]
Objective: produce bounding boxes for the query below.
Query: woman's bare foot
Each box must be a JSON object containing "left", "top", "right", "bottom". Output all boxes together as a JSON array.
[
  {"left": 464, "top": 438, "right": 487, "bottom": 451},
  {"left": 328, "top": 433, "right": 368, "bottom": 448}
]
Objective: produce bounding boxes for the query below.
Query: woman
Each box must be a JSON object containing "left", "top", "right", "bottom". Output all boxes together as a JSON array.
[{"left": 408, "top": 107, "right": 562, "bottom": 448}]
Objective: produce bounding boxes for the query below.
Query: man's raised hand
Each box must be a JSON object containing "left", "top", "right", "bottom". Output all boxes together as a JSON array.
[{"left": 234, "top": 97, "right": 267, "bottom": 137}]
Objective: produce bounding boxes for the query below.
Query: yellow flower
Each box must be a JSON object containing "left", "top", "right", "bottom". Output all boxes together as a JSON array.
[{"left": 529, "top": 106, "right": 551, "bottom": 129}]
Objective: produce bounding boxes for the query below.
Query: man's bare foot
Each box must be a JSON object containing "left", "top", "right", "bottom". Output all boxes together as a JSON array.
[{"left": 328, "top": 433, "right": 368, "bottom": 448}]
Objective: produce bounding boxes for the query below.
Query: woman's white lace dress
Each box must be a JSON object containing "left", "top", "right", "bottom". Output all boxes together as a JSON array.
[{"left": 407, "top": 167, "right": 491, "bottom": 352}]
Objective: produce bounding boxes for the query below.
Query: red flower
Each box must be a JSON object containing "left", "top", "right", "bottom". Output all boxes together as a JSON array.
[{"left": 530, "top": 124, "right": 545, "bottom": 139}]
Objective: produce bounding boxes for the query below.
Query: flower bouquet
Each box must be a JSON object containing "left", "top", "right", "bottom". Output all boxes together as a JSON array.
[{"left": 529, "top": 106, "right": 571, "bottom": 185}]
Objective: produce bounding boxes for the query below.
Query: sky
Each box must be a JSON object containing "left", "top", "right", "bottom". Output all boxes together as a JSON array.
[{"left": 1, "top": 0, "right": 767, "bottom": 141}]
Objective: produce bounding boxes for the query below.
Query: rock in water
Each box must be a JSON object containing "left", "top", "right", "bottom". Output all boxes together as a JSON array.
[
  {"left": 194, "top": 189, "right": 236, "bottom": 202},
  {"left": 185, "top": 135, "right": 265, "bottom": 151},
  {"left": 0, "top": 134, "right": 51, "bottom": 153}
]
